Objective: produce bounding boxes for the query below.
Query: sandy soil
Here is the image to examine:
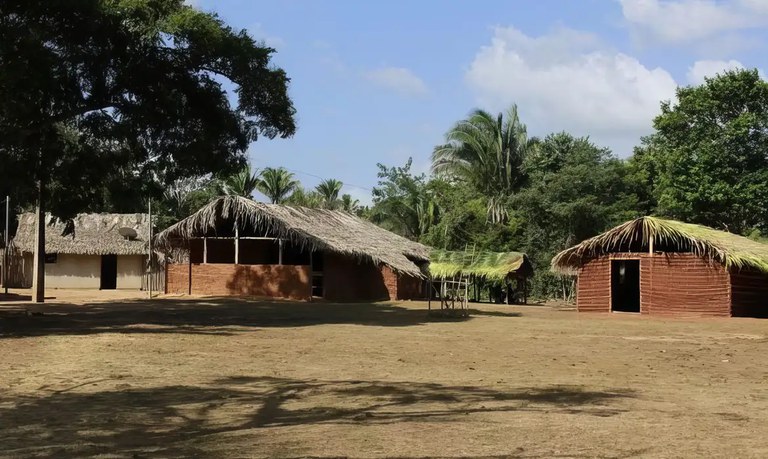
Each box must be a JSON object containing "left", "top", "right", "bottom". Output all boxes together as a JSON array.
[{"left": 1, "top": 290, "right": 767, "bottom": 458}]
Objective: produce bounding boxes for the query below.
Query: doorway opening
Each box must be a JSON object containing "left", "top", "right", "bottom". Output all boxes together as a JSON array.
[
  {"left": 611, "top": 260, "right": 640, "bottom": 313},
  {"left": 100, "top": 254, "right": 118, "bottom": 290}
]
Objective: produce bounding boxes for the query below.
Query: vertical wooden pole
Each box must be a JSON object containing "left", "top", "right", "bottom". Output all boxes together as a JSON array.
[
  {"left": 278, "top": 239, "right": 284, "bottom": 265},
  {"left": 649, "top": 235, "right": 654, "bottom": 255},
  {"left": 31, "top": 179, "right": 45, "bottom": 303},
  {"left": 234, "top": 226, "right": 239, "bottom": 264},
  {"left": 188, "top": 248, "right": 192, "bottom": 295},
  {"left": 203, "top": 237, "right": 208, "bottom": 264},
  {"left": 148, "top": 199, "right": 152, "bottom": 298},
  {"left": 3, "top": 195, "right": 8, "bottom": 295}
]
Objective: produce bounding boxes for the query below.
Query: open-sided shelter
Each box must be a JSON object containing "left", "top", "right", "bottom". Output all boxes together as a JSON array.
[
  {"left": 429, "top": 249, "right": 533, "bottom": 304},
  {"left": 552, "top": 216, "right": 768, "bottom": 317},
  {"left": 156, "top": 195, "right": 430, "bottom": 301},
  {"left": 12, "top": 213, "right": 150, "bottom": 290}
]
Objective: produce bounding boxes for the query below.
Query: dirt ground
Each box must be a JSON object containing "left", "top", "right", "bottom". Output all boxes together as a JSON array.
[{"left": 1, "top": 290, "right": 768, "bottom": 458}]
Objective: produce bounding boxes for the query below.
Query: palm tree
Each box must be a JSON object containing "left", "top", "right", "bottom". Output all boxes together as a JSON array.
[
  {"left": 432, "top": 104, "right": 537, "bottom": 223},
  {"left": 218, "top": 163, "right": 260, "bottom": 198},
  {"left": 286, "top": 186, "right": 323, "bottom": 208},
  {"left": 256, "top": 167, "right": 299, "bottom": 204},
  {"left": 340, "top": 193, "right": 360, "bottom": 213},
  {"left": 315, "top": 178, "right": 343, "bottom": 209}
]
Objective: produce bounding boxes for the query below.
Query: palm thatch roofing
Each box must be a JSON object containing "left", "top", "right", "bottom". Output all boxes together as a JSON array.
[
  {"left": 155, "top": 195, "right": 430, "bottom": 277},
  {"left": 13, "top": 213, "right": 150, "bottom": 256},
  {"left": 552, "top": 216, "right": 768, "bottom": 274},
  {"left": 429, "top": 249, "right": 533, "bottom": 282}
]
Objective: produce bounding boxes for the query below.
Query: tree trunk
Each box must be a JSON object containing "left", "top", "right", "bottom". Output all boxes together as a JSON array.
[{"left": 31, "top": 178, "right": 45, "bottom": 303}]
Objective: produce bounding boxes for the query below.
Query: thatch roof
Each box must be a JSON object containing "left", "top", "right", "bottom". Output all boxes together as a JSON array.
[
  {"left": 429, "top": 249, "right": 533, "bottom": 282},
  {"left": 155, "top": 195, "right": 430, "bottom": 277},
  {"left": 552, "top": 216, "right": 768, "bottom": 274},
  {"left": 14, "top": 213, "right": 150, "bottom": 256}
]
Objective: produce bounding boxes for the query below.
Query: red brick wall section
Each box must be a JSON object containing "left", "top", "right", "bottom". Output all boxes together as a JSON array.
[
  {"left": 165, "top": 263, "right": 311, "bottom": 301},
  {"left": 577, "top": 257, "right": 611, "bottom": 312},
  {"left": 644, "top": 254, "right": 730, "bottom": 317},
  {"left": 323, "top": 253, "right": 390, "bottom": 302},
  {"left": 730, "top": 270, "right": 768, "bottom": 317},
  {"left": 397, "top": 273, "right": 425, "bottom": 300},
  {"left": 577, "top": 253, "right": 731, "bottom": 317}
]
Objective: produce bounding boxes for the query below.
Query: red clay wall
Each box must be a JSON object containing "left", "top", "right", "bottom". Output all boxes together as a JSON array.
[
  {"left": 730, "top": 270, "right": 768, "bottom": 317},
  {"left": 323, "top": 253, "right": 390, "bottom": 302},
  {"left": 576, "top": 257, "right": 611, "bottom": 312},
  {"left": 576, "top": 253, "right": 731, "bottom": 317},
  {"left": 380, "top": 265, "right": 425, "bottom": 301},
  {"left": 165, "top": 263, "right": 311, "bottom": 301}
]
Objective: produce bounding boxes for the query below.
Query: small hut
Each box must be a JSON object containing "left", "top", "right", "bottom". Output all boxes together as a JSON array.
[
  {"left": 12, "top": 213, "right": 150, "bottom": 290},
  {"left": 552, "top": 216, "right": 768, "bottom": 317},
  {"left": 155, "top": 195, "right": 430, "bottom": 302},
  {"left": 429, "top": 249, "right": 534, "bottom": 305}
]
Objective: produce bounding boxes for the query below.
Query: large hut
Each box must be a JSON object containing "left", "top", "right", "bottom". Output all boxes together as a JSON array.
[
  {"left": 552, "top": 216, "right": 768, "bottom": 318},
  {"left": 12, "top": 213, "right": 150, "bottom": 290},
  {"left": 155, "top": 195, "right": 430, "bottom": 302},
  {"left": 429, "top": 249, "right": 533, "bottom": 304}
]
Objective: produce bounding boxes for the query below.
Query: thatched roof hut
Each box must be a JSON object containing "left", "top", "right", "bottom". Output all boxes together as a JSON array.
[
  {"left": 551, "top": 216, "right": 768, "bottom": 275},
  {"left": 552, "top": 216, "right": 768, "bottom": 317},
  {"left": 13, "top": 213, "right": 150, "bottom": 255},
  {"left": 429, "top": 249, "right": 533, "bottom": 282},
  {"left": 156, "top": 195, "right": 430, "bottom": 278}
]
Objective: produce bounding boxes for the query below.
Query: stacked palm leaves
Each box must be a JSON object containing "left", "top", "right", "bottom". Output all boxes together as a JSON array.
[{"left": 429, "top": 249, "right": 533, "bottom": 282}]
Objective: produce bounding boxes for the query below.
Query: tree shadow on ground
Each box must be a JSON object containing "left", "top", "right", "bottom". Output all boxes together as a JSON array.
[
  {"left": 0, "top": 297, "right": 492, "bottom": 338},
  {"left": 0, "top": 375, "right": 637, "bottom": 458}
]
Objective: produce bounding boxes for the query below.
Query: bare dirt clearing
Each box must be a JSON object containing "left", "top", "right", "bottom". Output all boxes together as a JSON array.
[{"left": 1, "top": 291, "right": 768, "bottom": 458}]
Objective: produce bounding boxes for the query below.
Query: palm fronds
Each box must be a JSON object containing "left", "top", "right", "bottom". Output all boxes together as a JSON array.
[
  {"left": 551, "top": 216, "right": 768, "bottom": 274},
  {"left": 429, "top": 249, "right": 533, "bottom": 282},
  {"left": 257, "top": 167, "right": 298, "bottom": 204}
]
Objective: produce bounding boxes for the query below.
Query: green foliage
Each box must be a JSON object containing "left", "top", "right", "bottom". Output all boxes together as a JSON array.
[
  {"left": 432, "top": 105, "right": 537, "bottom": 223},
  {"left": 0, "top": 0, "right": 296, "bottom": 218},
  {"left": 217, "top": 163, "right": 260, "bottom": 199},
  {"left": 340, "top": 194, "right": 361, "bottom": 214},
  {"left": 640, "top": 69, "right": 768, "bottom": 234},
  {"left": 315, "top": 179, "right": 344, "bottom": 209},
  {"left": 286, "top": 186, "right": 323, "bottom": 208},
  {"left": 370, "top": 159, "right": 438, "bottom": 239},
  {"left": 256, "top": 167, "right": 299, "bottom": 204}
]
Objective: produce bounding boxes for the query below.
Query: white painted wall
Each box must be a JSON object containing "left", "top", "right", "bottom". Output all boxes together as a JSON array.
[
  {"left": 117, "top": 255, "right": 144, "bottom": 289},
  {"left": 45, "top": 254, "right": 101, "bottom": 289}
]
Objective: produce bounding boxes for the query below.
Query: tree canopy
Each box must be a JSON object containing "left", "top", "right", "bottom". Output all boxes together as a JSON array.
[{"left": 0, "top": 0, "right": 296, "bottom": 217}]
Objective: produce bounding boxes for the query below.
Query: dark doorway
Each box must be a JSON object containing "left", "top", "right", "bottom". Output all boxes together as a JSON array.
[
  {"left": 100, "top": 255, "right": 118, "bottom": 290},
  {"left": 611, "top": 260, "right": 640, "bottom": 313}
]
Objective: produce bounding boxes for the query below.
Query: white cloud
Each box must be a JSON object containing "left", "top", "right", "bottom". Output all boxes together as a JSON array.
[
  {"left": 687, "top": 59, "right": 745, "bottom": 84},
  {"left": 466, "top": 26, "right": 678, "bottom": 156},
  {"left": 619, "top": 0, "right": 768, "bottom": 45},
  {"left": 364, "top": 67, "right": 429, "bottom": 97},
  {"left": 249, "top": 23, "right": 285, "bottom": 50}
]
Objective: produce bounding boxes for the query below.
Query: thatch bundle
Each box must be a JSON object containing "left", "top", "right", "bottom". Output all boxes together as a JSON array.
[
  {"left": 429, "top": 249, "right": 533, "bottom": 282},
  {"left": 13, "top": 213, "right": 150, "bottom": 256},
  {"left": 155, "top": 195, "right": 430, "bottom": 277},
  {"left": 552, "top": 216, "right": 768, "bottom": 274}
]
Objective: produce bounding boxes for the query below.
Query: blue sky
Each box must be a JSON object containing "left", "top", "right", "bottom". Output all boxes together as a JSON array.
[{"left": 194, "top": 0, "right": 768, "bottom": 204}]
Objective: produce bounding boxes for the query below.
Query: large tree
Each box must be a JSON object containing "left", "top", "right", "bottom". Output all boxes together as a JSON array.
[
  {"left": 432, "top": 105, "right": 537, "bottom": 223},
  {"left": 638, "top": 69, "right": 768, "bottom": 234},
  {"left": 0, "top": 0, "right": 296, "bottom": 300},
  {"left": 315, "top": 178, "right": 343, "bottom": 209}
]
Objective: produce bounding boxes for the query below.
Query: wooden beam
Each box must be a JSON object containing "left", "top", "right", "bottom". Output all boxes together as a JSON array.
[
  {"left": 203, "top": 237, "right": 207, "bottom": 264},
  {"left": 649, "top": 235, "right": 654, "bottom": 255},
  {"left": 278, "top": 239, "right": 284, "bottom": 265}
]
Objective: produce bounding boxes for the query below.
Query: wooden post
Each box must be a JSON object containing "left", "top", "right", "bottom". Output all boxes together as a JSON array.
[
  {"left": 649, "top": 234, "right": 654, "bottom": 255},
  {"left": 278, "top": 239, "right": 284, "bottom": 265},
  {"left": 31, "top": 179, "right": 45, "bottom": 303},
  {"left": 3, "top": 195, "right": 8, "bottom": 295},
  {"left": 148, "top": 199, "right": 152, "bottom": 298},
  {"left": 234, "top": 226, "right": 239, "bottom": 264},
  {"left": 203, "top": 237, "right": 208, "bottom": 264}
]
